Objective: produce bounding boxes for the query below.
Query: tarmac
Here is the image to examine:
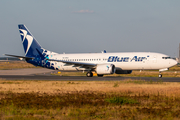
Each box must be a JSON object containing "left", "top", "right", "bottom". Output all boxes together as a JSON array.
[
  {"left": 0, "top": 68, "right": 54, "bottom": 75},
  {"left": 0, "top": 68, "right": 180, "bottom": 82}
]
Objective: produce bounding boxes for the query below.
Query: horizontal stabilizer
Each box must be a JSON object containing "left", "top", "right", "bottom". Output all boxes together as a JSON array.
[{"left": 4, "top": 54, "right": 35, "bottom": 60}]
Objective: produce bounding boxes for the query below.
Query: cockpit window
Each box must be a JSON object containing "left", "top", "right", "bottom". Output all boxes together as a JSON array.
[{"left": 162, "top": 57, "right": 171, "bottom": 59}]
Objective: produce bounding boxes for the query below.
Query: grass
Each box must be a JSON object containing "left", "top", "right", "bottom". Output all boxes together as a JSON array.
[
  {"left": 0, "top": 80, "right": 180, "bottom": 119},
  {"left": 1, "top": 62, "right": 180, "bottom": 119},
  {"left": 0, "top": 80, "right": 170, "bottom": 94},
  {"left": 0, "top": 90, "right": 180, "bottom": 119},
  {"left": 105, "top": 97, "right": 139, "bottom": 105}
]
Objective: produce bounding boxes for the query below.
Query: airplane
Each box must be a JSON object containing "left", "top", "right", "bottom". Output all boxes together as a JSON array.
[{"left": 5, "top": 24, "right": 177, "bottom": 78}]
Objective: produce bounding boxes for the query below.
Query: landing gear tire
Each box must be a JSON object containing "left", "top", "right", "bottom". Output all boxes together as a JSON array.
[
  {"left": 159, "top": 74, "right": 162, "bottom": 78},
  {"left": 86, "top": 72, "right": 93, "bottom": 77},
  {"left": 97, "top": 74, "right": 104, "bottom": 77}
]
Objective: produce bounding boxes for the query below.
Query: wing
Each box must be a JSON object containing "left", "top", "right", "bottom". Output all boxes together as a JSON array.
[{"left": 47, "top": 59, "right": 96, "bottom": 68}]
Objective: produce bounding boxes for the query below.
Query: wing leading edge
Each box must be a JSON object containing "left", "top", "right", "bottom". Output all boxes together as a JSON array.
[{"left": 47, "top": 59, "right": 97, "bottom": 68}]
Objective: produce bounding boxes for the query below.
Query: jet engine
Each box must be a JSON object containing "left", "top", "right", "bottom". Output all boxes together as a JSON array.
[{"left": 96, "top": 64, "right": 116, "bottom": 74}]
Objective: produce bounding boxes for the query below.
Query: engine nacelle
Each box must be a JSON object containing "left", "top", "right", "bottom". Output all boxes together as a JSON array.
[
  {"left": 115, "top": 70, "right": 132, "bottom": 74},
  {"left": 96, "top": 64, "right": 116, "bottom": 74}
]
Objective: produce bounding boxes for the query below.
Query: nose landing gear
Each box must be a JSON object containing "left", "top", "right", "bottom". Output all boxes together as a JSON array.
[
  {"left": 159, "top": 74, "right": 162, "bottom": 78},
  {"left": 159, "top": 72, "right": 162, "bottom": 78}
]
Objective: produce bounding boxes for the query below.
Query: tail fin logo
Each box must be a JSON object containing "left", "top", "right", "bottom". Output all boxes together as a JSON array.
[
  {"left": 20, "top": 29, "right": 27, "bottom": 42},
  {"left": 19, "top": 29, "right": 33, "bottom": 55}
]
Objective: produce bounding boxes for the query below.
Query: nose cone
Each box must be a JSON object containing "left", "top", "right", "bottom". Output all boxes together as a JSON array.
[{"left": 171, "top": 59, "right": 178, "bottom": 67}]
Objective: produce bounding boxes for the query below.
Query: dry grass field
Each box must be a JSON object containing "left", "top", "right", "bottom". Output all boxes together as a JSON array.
[
  {"left": 1, "top": 80, "right": 180, "bottom": 119},
  {"left": 0, "top": 62, "right": 180, "bottom": 119}
]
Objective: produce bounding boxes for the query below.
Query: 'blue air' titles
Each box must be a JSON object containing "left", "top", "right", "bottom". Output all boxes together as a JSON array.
[{"left": 108, "top": 56, "right": 148, "bottom": 62}]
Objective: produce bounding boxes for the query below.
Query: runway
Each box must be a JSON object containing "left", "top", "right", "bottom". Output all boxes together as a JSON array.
[
  {"left": 0, "top": 68, "right": 179, "bottom": 82},
  {"left": 0, "top": 75, "right": 180, "bottom": 82}
]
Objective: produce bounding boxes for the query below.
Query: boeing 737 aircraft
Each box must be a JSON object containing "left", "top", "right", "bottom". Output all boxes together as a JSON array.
[{"left": 5, "top": 24, "right": 177, "bottom": 78}]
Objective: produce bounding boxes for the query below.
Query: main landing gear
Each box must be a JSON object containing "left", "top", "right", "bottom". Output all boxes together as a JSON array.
[
  {"left": 86, "top": 71, "right": 93, "bottom": 77},
  {"left": 86, "top": 72, "right": 104, "bottom": 77}
]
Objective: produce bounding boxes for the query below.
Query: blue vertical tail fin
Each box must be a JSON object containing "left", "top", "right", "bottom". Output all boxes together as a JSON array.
[{"left": 18, "top": 24, "right": 43, "bottom": 57}]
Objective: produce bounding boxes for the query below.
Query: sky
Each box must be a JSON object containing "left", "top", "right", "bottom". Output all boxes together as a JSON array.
[{"left": 0, "top": 0, "right": 180, "bottom": 57}]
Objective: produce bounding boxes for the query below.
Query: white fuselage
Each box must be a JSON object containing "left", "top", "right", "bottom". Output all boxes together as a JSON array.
[{"left": 46, "top": 52, "right": 177, "bottom": 71}]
